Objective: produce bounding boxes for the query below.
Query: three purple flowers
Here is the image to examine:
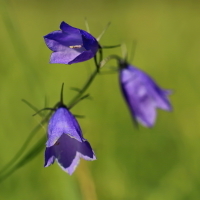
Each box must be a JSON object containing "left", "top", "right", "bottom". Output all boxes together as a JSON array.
[{"left": 43, "top": 21, "right": 172, "bottom": 175}]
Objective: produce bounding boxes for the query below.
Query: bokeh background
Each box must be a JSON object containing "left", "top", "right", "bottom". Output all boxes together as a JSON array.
[{"left": 0, "top": 0, "right": 200, "bottom": 199}]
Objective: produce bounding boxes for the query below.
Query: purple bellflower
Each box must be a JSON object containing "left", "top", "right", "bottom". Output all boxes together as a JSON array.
[
  {"left": 44, "top": 21, "right": 99, "bottom": 64},
  {"left": 44, "top": 86, "right": 96, "bottom": 175},
  {"left": 119, "top": 63, "right": 172, "bottom": 127}
]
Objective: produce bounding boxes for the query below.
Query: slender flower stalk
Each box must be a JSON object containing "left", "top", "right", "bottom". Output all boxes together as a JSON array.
[
  {"left": 0, "top": 105, "right": 53, "bottom": 177},
  {"left": 68, "top": 69, "right": 98, "bottom": 107},
  {"left": 0, "top": 53, "right": 101, "bottom": 181},
  {"left": 68, "top": 46, "right": 102, "bottom": 106},
  {"left": 0, "top": 135, "right": 46, "bottom": 182},
  {"left": 0, "top": 18, "right": 174, "bottom": 183}
]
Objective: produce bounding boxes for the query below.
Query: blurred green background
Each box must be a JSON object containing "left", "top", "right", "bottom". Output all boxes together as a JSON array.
[{"left": 0, "top": 0, "right": 200, "bottom": 199}]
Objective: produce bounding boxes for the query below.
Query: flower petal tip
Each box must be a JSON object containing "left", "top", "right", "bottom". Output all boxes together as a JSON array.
[{"left": 44, "top": 106, "right": 96, "bottom": 175}]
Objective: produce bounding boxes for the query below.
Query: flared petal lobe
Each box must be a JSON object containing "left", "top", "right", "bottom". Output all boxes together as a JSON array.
[
  {"left": 45, "top": 134, "right": 96, "bottom": 175},
  {"left": 44, "top": 21, "right": 99, "bottom": 64},
  {"left": 45, "top": 106, "right": 96, "bottom": 175},
  {"left": 120, "top": 65, "right": 172, "bottom": 127}
]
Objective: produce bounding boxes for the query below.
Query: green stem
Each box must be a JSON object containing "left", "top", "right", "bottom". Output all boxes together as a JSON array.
[
  {"left": 0, "top": 111, "right": 52, "bottom": 176},
  {"left": 68, "top": 69, "right": 98, "bottom": 108},
  {"left": 0, "top": 58, "right": 100, "bottom": 182},
  {"left": 68, "top": 48, "right": 102, "bottom": 107},
  {"left": 0, "top": 135, "right": 46, "bottom": 182}
]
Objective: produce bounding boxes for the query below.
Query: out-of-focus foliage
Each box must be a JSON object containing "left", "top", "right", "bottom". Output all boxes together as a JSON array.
[{"left": 0, "top": 0, "right": 200, "bottom": 199}]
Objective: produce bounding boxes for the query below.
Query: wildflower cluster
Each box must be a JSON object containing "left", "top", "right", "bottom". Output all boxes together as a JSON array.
[
  {"left": 0, "top": 21, "right": 172, "bottom": 180},
  {"left": 41, "top": 21, "right": 172, "bottom": 174}
]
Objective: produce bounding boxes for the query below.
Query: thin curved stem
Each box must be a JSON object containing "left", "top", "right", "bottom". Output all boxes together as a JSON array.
[
  {"left": 0, "top": 53, "right": 101, "bottom": 181},
  {"left": 101, "top": 44, "right": 121, "bottom": 49},
  {"left": 0, "top": 111, "right": 52, "bottom": 176},
  {"left": 0, "top": 135, "right": 46, "bottom": 182},
  {"left": 67, "top": 52, "right": 101, "bottom": 108},
  {"left": 68, "top": 69, "right": 98, "bottom": 108}
]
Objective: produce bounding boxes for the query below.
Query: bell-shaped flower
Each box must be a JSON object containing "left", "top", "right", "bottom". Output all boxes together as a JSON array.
[
  {"left": 44, "top": 106, "right": 96, "bottom": 175},
  {"left": 119, "top": 64, "right": 172, "bottom": 127},
  {"left": 44, "top": 21, "right": 99, "bottom": 64}
]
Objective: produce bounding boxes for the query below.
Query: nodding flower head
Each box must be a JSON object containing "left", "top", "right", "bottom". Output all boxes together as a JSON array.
[
  {"left": 44, "top": 85, "right": 96, "bottom": 175},
  {"left": 44, "top": 21, "right": 99, "bottom": 65},
  {"left": 119, "top": 63, "right": 172, "bottom": 127}
]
